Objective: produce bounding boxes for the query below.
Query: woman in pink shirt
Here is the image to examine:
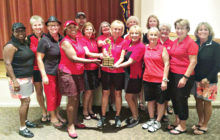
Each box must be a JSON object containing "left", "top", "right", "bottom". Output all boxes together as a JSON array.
[
  {"left": 58, "top": 20, "right": 100, "bottom": 138},
  {"left": 80, "top": 22, "right": 103, "bottom": 120},
  {"left": 97, "top": 20, "right": 125, "bottom": 128},
  {"left": 158, "top": 23, "right": 174, "bottom": 121},
  {"left": 168, "top": 19, "right": 198, "bottom": 135},
  {"left": 142, "top": 27, "right": 169, "bottom": 133},
  {"left": 97, "top": 21, "right": 111, "bottom": 52},
  {"left": 114, "top": 25, "right": 145, "bottom": 128}
]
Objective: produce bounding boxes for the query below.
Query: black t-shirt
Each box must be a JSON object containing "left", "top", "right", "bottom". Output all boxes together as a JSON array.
[{"left": 37, "top": 33, "right": 63, "bottom": 75}]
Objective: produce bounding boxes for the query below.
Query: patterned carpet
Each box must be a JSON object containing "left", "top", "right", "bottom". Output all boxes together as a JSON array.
[{"left": 0, "top": 106, "right": 220, "bottom": 140}]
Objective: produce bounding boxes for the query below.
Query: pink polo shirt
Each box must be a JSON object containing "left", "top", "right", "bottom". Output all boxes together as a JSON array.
[
  {"left": 169, "top": 35, "right": 198, "bottom": 75},
  {"left": 80, "top": 36, "right": 99, "bottom": 70},
  {"left": 123, "top": 40, "right": 145, "bottom": 79},
  {"left": 102, "top": 36, "right": 125, "bottom": 73},
  {"left": 143, "top": 44, "right": 164, "bottom": 83},
  {"left": 158, "top": 38, "right": 173, "bottom": 54},
  {"left": 58, "top": 35, "right": 85, "bottom": 75}
]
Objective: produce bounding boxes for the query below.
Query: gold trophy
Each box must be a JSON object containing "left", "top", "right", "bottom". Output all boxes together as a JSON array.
[{"left": 102, "top": 39, "right": 114, "bottom": 67}]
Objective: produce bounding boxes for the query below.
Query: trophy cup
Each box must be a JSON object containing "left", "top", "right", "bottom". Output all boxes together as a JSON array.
[{"left": 102, "top": 39, "right": 114, "bottom": 67}]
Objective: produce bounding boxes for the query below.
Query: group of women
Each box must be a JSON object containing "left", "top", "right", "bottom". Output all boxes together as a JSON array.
[{"left": 3, "top": 12, "right": 220, "bottom": 138}]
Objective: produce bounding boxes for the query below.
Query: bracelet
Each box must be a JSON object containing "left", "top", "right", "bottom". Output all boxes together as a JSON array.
[
  {"left": 163, "top": 78, "right": 169, "bottom": 82},
  {"left": 183, "top": 75, "right": 189, "bottom": 79}
]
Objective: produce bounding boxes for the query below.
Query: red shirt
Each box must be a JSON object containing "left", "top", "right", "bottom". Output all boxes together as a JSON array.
[
  {"left": 102, "top": 36, "right": 125, "bottom": 73},
  {"left": 170, "top": 35, "right": 198, "bottom": 75},
  {"left": 27, "top": 33, "right": 45, "bottom": 70},
  {"left": 80, "top": 36, "right": 99, "bottom": 70},
  {"left": 123, "top": 40, "right": 145, "bottom": 79},
  {"left": 76, "top": 30, "right": 83, "bottom": 39},
  {"left": 124, "top": 34, "right": 131, "bottom": 41},
  {"left": 158, "top": 38, "right": 173, "bottom": 54},
  {"left": 58, "top": 35, "right": 85, "bottom": 75},
  {"left": 143, "top": 44, "right": 164, "bottom": 83}
]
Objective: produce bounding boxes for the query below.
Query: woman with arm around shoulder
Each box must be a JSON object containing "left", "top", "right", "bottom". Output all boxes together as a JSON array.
[
  {"left": 114, "top": 25, "right": 145, "bottom": 128},
  {"left": 141, "top": 27, "right": 169, "bottom": 132},
  {"left": 192, "top": 22, "right": 220, "bottom": 135},
  {"left": 58, "top": 20, "right": 100, "bottom": 138},
  {"left": 97, "top": 20, "right": 125, "bottom": 128},
  {"left": 168, "top": 19, "right": 198, "bottom": 135},
  {"left": 27, "top": 15, "right": 48, "bottom": 123},
  {"left": 3, "top": 23, "right": 35, "bottom": 138},
  {"left": 37, "top": 16, "right": 65, "bottom": 129},
  {"left": 80, "top": 22, "right": 103, "bottom": 120}
]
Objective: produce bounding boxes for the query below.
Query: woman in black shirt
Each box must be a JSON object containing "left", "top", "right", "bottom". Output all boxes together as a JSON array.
[{"left": 192, "top": 22, "right": 220, "bottom": 135}]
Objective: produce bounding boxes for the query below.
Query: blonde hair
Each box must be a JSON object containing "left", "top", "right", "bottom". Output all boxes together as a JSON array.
[
  {"left": 147, "top": 27, "right": 160, "bottom": 38},
  {"left": 81, "top": 22, "right": 96, "bottom": 36},
  {"left": 98, "top": 21, "right": 110, "bottom": 36},
  {"left": 174, "top": 19, "right": 190, "bottom": 32},
  {"left": 30, "top": 15, "right": 44, "bottom": 25},
  {"left": 194, "top": 22, "right": 214, "bottom": 40},
  {"left": 126, "top": 16, "right": 139, "bottom": 27},
  {"left": 111, "top": 20, "right": 125, "bottom": 36},
  {"left": 129, "top": 25, "right": 142, "bottom": 41},
  {"left": 146, "top": 15, "right": 159, "bottom": 29}
]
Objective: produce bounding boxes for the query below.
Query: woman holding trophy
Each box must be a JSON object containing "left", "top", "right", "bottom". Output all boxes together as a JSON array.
[{"left": 98, "top": 20, "right": 125, "bottom": 128}]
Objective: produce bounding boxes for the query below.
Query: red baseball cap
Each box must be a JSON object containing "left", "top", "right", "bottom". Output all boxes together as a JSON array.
[{"left": 64, "top": 20, "right": 77, "bottom": 28}]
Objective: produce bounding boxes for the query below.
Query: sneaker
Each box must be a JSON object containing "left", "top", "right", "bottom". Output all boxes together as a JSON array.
[
  {"left": 148, "top": 121, "right": 161, "bottom": 133},
  {"left": 142, "top": 119, "right": 155, "bottom": 129},
  {"left": 25, "top": 120, "right": 37, "bottom": 128},
  {"left": 19, "top": 128, "right": 34, "bottom": 138},
  {"left": 115, "top": 116, "right": 121, "bottom": 128},
  {"left": 97, "top": 116, "right": 106, "bottom": 128},
  {"left": 125, "top": 117, "right": 133, "bottom": 124},
  {"left": 126, "top": 117, "right": 139, "bottom": 128}
]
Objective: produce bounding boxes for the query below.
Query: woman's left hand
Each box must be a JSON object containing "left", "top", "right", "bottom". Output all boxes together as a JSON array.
[
  {"left": 201, "top": 78, "right": 210, "bottom": 87},
  {"left": 177, "top": 77, "right": 187, "bottom": 88},
  {"left": 161, "top": 81, "right": 167, "bottom": 91}
]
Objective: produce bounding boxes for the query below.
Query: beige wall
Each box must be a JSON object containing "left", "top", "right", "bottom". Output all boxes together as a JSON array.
[{"left": 134, "top": 0, "right": 220, "bottom": 37}]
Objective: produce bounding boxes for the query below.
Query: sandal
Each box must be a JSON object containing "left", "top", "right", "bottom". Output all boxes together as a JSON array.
[
  {"left": 167, "top": 105, "right": 173, "bottom": 115},
  {"left": 167, "top": 124, "right": 177, "bottom": 130},
  {"left": 41, "top": 115, "right": 49, "bottom": 123},
  {"left": 192, "top": 124, "right": 201, "bottom": 130},
  {"left": 83, "top": 114, "right": 91, "bottom": 120},
  {"left": 139, "top": 102, "right": 145, "bottom": 111},
  {"left": 193, "top": 128, "right": 207, "bottom": 135},
  {"left": 169, "top": 128, "right": 187, "bottom": 135},
  {"left": 51, "top": 121, "right": 64, "bottom": 129},
  {"left": 89, "top": 113, "right": 98, "bottom": 119}
]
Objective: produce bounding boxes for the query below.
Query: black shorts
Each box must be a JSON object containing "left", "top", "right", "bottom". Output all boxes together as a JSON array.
[
  {"left": 33, "top": 70, "right": 42, "bottom": 82},
  {"left": 101, "top": 71, "right": 124, "bottom": 90},
  {"left": 143, "top": 81, "right": 166, "bottom": 104},
  {"left": 84, "top": 69, "right": 99, "bottom": 90},
  {"left": 125, "top": 75, "right": 142, "bottom": 94}
]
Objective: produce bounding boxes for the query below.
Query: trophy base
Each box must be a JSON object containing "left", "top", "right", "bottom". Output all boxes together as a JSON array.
[{"left": 102, "top": 57, "right": 114, "bottom": 67}]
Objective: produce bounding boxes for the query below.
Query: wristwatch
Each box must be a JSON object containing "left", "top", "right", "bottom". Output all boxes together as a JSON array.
[{"left": 163, "top": 78, "right": 169, "bottom": 82}]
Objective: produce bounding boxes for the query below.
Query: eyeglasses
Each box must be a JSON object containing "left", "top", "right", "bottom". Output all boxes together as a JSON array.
[{"left": 48, "top": 25, "right": 59, "bottom": 28}]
